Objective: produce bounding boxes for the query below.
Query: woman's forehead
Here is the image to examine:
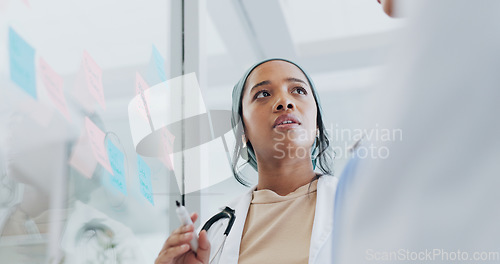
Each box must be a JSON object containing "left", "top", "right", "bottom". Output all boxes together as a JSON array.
[{"left": 245, "top": 60, "right": 308, "bottom": 89}]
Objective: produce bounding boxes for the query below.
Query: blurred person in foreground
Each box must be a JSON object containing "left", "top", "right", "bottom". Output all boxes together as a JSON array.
[{"left": 334, "top": 0, "right": 500, "bottom": 263}]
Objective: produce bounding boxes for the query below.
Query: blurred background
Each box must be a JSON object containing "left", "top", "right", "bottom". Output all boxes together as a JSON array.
[{"left": 0, "top": 0, "right": 401, "bottom": 263}]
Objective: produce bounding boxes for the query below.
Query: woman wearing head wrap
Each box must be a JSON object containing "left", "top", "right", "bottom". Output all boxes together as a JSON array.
[{"left": 155, "top": 59, "right": 338, "bottom": 264}]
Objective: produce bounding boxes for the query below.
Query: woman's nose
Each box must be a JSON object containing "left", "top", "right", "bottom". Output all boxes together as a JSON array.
[
  {"left": 274, "top": 96, "right": 295, "bottom": 111},
  {"left": 276, "top": 103, "right": 294, "bottom": 111}
]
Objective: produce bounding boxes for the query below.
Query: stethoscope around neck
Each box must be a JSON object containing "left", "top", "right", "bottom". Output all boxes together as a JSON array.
[
  {"left": 201, "top": 206, "right": 236, "bottom": 263},
  {"left": 201, "top": 206, "right": 236, "bottom": 235}
]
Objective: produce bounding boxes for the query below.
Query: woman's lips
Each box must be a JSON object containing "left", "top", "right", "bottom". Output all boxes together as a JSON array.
[
  {"left": 273, "top": 114, "right": 301, "bottom": 129},
  {"left": 274, "top": 122, "right": 300, "bottom": 130}
]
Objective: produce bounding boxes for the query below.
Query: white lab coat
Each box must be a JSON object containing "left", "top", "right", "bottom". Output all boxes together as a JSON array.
[{"left": 201, "top": 175, "right": 338, "bottom": 264}]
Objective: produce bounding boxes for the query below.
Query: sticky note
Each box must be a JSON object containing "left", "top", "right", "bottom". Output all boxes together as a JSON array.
[
  {"left": 69, "top": 129, "right": 98, "bottom": 179},
  {"left": 152, "top": 45, "right": 167, "bottom": 82},
  {"left": 159, "top": 128, "right": 175, "bottom": 170},
  {"left": 82, "top": 51, "right": 105, "bottom": 110},
  {"left": 135, "top": 72, "right": 150, "bottom": 121},
  {"left": 73, "top": 67, "right": 96, "bottom": 112},
  {"left": 106, "top": 140, "right": 127, "bottom": 195},
  {"left": 9, "top": 27, "right": 36, "bottom": 99},
  {"left": 137, "top": 156, "right": 153, "bottom": 205},
  {"left": 85, "top": 117, "right": 112, "bottom": 173},
  {"left": 39, "top": 57, "right": 71, "bottom": 121}
]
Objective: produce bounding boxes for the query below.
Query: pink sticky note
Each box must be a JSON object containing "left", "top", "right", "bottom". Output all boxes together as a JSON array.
[
  {"left": 135, "top": 72, "right": 150, "bottom": 121},
  {"left": 39, "top": 57, "right": 71, "bottom": 121},
  {"left": 85, "top": 117, "right": 112, "bottom": 173},
  {"left": 72, "top": 66, "right": 97, "bottom": 112},
  {"left": 82, "top": 51, "right": 105, "bottom": 110},
  {"left": 69, "top": 129, "right": 98, "bottom": 179},
  {"left": 159, "top": 128, "right": 175, "bottom": 171}
]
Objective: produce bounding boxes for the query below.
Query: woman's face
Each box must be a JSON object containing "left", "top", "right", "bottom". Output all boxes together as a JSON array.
[{"left": 241, "top": 60, "right": 318, "bottom": 161}]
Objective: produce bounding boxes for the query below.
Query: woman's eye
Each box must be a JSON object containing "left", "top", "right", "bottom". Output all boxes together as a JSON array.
[
  {"left": 256, "top": 90, "right": 271, "bottom": 98},
  {"left": 293, "top": 87, "right": 307, "bottom": 95}
]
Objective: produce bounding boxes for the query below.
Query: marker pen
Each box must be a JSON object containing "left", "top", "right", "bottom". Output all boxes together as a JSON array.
[{"left": 175, "top": 200, "right": 199, "bottom": 252}]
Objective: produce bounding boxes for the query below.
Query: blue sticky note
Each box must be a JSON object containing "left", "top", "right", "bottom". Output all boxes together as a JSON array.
[
  {"left": 105, "top": 140, "right": 127, "bottom": 195},
  {"left": 9, "top": 27, "right": 37, "bottom": 98},
  {"left": 152, "top": 45, "right": 167, "bottom": 82},
  {"left": 137, "top": 156, "right": 154, "bottom": 205}
]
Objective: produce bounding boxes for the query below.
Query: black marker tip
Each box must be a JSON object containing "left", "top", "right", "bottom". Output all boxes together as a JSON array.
[{"left": 176, "top": 200, "right": 180, "bottom": 207}]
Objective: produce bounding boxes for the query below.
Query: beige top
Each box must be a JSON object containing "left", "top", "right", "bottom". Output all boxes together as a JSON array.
[{"left": 238, "top": 179, "right": 318, "bottom": 264}]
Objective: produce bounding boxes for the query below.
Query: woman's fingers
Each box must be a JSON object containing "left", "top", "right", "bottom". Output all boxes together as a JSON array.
[
  {"left": 169, "top": 212, "right": 197, "bottom": 236},
  {"left": 165, "top": 212, "right": 199, "bottom": 246},
  {"left": 183, "top": 230, "right": 210, "bottom": 264},
  {"left": 195, "top": 230, "right": 211, "bottom": 263},
  {"left": 165, "top": 228, "right": 194, "bottom": 248},
  {"left": 166, "top": 244, "right": 191, "bottom": 257},
  {"left": 155, "top": 212, "right": 201, "bottom": 264},
  {"left": 170, "top": 223, "right": 194, "bottom": 237},
  {"left": 190, "top": 212, "right": 198, "bottom": 224},
  {"left": 155, "top": 244, "right": 190, "bottom": 264}
]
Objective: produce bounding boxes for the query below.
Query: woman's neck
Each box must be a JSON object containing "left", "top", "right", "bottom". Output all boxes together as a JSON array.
[{"left": 255, "top": 156, "right": 316, "bottom": 196}]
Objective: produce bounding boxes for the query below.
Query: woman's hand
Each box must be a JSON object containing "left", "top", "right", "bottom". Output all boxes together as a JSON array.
[{"left": 155, "top": 212, "right": 211, "bottom": 264}]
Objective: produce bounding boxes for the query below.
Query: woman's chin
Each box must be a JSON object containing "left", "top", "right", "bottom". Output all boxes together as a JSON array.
[
  {"left": 272, "top": 127, "right": 314, "bottom": 142},
  {"left": 266, "top": 140, "right": 314, "bottom": 160}
]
